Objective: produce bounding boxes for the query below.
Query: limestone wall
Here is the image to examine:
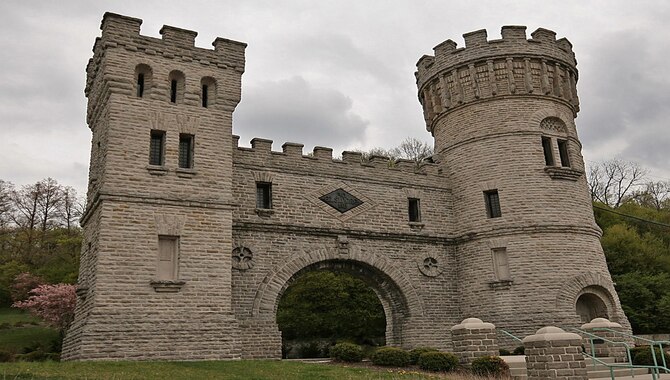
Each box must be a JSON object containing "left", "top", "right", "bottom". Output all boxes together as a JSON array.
[{"left": 64, "top": 14, "right": 632, "bottom": 361}]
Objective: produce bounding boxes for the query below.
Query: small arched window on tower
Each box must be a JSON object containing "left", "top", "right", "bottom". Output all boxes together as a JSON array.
[
  {"left": 200, "top": 77, "right": 216, "bottom": 108},
  {"left": 168, "top": 70, "right": 186, "bottom": 104},
  {"left": 539, "top": 117, "right": 571, "bottom": 168},
  {"left": 135, "top": 64, "right": 152, "bottom": 98}
]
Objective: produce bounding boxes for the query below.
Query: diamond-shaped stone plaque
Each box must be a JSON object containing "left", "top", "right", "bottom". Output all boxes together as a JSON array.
[{"left": 319, "top": 188, "right": 363, "bottom": 213}]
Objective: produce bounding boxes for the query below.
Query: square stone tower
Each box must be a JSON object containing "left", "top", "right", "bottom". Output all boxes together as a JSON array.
[{"left": 62, "top": 13, "right": 246, "bottom": 360}]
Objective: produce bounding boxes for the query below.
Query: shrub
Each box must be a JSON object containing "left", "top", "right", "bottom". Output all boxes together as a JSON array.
[
  {"left": 512, "top": 346, "right": 525, "bottom": 355},
  {"left": 281, "top": 343, "right": 289, "bottom": 359},
  {"left": 471, "top": 356, "right": 510, "bottom": 377},
  {"left": 12, "top": 284, "right": 76, "bottom": 330},
  {"left": 632, "top": 346, "right": 668, "bottom": 366},
  {"left": 361, "top": 344, "right": 381, "bottom": 359},
  {"left": 0, "top": 350, "right": 14, "bottom": 363},
  {"left": 10, "top": 273, "right": 45, "bottom": 303},
  {"left": 45, "top": 353, "right": 60, "bottom": 361},
  {"left": 409, "top": 347, "right": 439, "bottom": 365},
  {"left": 371, "top": 347, "right": 410, "bottom": 367},
  {"left": 298, "top": 341, "right": 327, "bottom": 358},
  {"left": 417, "top": 351, "right": 459, "bottom": 372},
  {"left": 498, "top": 348, "right": 511, "bottom": 356},
  {"left": 16, "top": 350, "right": 49, "bottom": 362},
  {"left": 329, "top": 342, "right": 363, "bottom": 362}
]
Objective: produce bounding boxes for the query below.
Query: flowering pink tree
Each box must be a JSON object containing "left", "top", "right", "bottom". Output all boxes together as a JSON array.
[
  {"left": 12, "top": 284, "right": 77, "bottom": 330},
  {"left": 10, "top": 272, "right": 45, "bottom": 302}
]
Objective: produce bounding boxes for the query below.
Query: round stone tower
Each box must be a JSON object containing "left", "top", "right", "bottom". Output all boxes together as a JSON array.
[{"left": 416, "top": 26, "right": 631, "bottom": 339}]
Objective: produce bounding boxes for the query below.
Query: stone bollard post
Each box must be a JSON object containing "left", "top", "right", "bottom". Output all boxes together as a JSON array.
[
  {"left": 581, "top": 318, "right": 628, "bottom": 363},
  {"left": 450, "top": 317, "right": 498, "bottom": 366},
  {"left": 523, "top": 326, "right": 588, "bottom": 380}
]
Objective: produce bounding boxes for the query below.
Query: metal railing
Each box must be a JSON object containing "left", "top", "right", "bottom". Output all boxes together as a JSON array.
[
  {"left": 569, "top": 327, "right": 640, "bottom": 380},
  {"left": 498, "top": 327, "right": 670, "bottom": 380},
  {"left": 592, "top": 327, "right": 670, "bottom": 378},
  {"left": 499, "top": 329, "right": 522, "bottom": 343}
]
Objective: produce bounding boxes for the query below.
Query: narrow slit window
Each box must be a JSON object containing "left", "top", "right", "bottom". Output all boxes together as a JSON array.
[
  {"left": 135, "top": 64, "right": 152, "bottom": 98},
  {"left": 408, "top": 198, "right": 421, "bottom": 222},
  {"left": 202, "top": 84, "right": 208, "bottom": 107},
  {"left": 149, "top": 130, "right": 165, "bottom": 166},
  {"left": 178, "top": 134, "right": 194, "bottom": 169},
  {"left": 137, "top": 73, "right": 145, "bottom": 97},
  {"left": 492, "top": 248, "right": 511, "bottom": 281},
  {"left": 256, "top": 182, "right": 272, "bottom": 209},
  {"left": 157, "top": 236, "right": 178, "bottom": 280},
  {"left": 541, "top": 136, "right": 554, "bottom": 166},
  {"left": 557, "top": 139, "right": 571, "bottom": 167},
  {"left": 484, "top": 190, "right": 502, "bottom": 218},
  {"left": 201, "top": 77, "right": 216, "bottom": 108},
  {"left": 170, "top": 80, "right": 178, "bottom": 103}
]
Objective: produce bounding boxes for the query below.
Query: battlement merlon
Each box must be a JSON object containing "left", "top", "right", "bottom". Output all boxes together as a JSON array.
[
  {"left": 416, "top": 26, "right": 577, "bottom": 86},
  {"left": 94, "top": 12, "right": 247, "bottom": 70},
  {"left": 232, "top": 136, "right": 440, "bottom": 177}
]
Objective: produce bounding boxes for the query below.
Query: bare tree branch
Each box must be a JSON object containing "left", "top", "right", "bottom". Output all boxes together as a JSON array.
[{"left": 586, "top": 158, "right": 647, "bottom": 208}]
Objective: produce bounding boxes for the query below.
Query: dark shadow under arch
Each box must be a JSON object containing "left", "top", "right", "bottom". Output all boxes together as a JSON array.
[
  {"left": 576, "top": 292, "right": 609, "bottom": 323},
  {"left": 277, "top": 259, "right": 409, "bottom": 346}
]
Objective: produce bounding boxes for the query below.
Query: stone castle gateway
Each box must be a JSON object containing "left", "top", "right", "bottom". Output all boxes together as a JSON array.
[{"left": 62, "top": 13, "right": 631, "bottom": 360}]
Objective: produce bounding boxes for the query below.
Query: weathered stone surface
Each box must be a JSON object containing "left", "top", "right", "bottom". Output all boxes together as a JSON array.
[
  {"left": 62, "top": 13, "right": 631, "bottom": 361},
  {"left": 581, "top": 318, "right": 629, "bottom": 363},
  {"left": 523, "top": 326, "right": 589, "bottom": 379},
  {"left": 451, "top": 318, "right": 498, "bottom": 365}
]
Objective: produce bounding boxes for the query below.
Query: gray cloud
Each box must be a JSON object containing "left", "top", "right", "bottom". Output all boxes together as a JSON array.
[
  {"left": 234, "top": 76, "right": 369, "bottom": 152},
  {"left": 2, "top": 0, "right": 670, "bottom": 195},
  {"left": 577, "top": 28, "right": 670, "bottom": 179}
]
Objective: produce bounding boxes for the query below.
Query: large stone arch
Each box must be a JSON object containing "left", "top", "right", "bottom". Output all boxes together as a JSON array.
[
  {"left": 556, "top": 272, "right": 626, "bottom": 325},
  {"left": 251, "top": 246, "right": 425, "bottom": 346}
]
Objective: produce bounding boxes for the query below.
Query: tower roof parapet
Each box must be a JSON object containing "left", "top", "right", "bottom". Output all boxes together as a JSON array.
[
  {"left": 415, "top": 26, "right": 580, "bottom": 130},
  {"left": 417, "top": 26, "right": 576, "bottom": 82},
  {"left": 94, "top": 12, "right": 246, "bottom": 73}
]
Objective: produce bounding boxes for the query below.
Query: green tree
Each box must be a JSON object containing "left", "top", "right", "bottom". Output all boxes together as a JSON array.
[
  {"left": 0, "top": 178, "right": 82, "bottom": 306},
  {"left": 276, "top": 270, "right": 385, "bottom": 344},
  {"left": 601, "top": 224, "right": 670, "bottom": 275},
  {"left": 614, "top": 272, "right": 670, "bottom": 333},
  {"left": 0, "top": 260, "right": 29, "bottom": 305}
]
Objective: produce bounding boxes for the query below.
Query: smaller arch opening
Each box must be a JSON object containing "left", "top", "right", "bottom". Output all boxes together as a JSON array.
[
  {"left": 168, "top": 70, "right": 185, "bottom": 104},
  {"left": 134, "top": 64, "right": 152, "bottom": 98},
  {"left": 576, "top": 293, "right": 609, "bottom": 323},
  {"left": 201, "top": 77, "right": 216, "bottom": 108}
]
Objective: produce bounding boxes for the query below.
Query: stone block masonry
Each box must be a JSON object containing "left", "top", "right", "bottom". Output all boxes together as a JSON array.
[
  {"left": 451, "top": 318, "right": 498, "bottom": 365},
  {"left": 523, "top": 326, "right": 588, "bottom": 380},
  {"left": 62, "top": 12, "right": 631, "bottom": 360}
]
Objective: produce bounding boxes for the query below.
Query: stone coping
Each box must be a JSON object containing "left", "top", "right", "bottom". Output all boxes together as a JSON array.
[
  {"left": 522, "top": 326, "right": 582, "bottom": 343},
  {"left": 451, "top": 317, "right": 495, "bottom": 331},
  {"left": 581, "top": 317, "right": 623, "bottom": 330}
]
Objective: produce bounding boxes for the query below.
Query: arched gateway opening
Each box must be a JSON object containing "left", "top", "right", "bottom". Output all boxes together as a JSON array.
[
  {"left": 277, "top": 269, "right": 386, "bottom": 358},
  {"left": 276, "top": 260, "right": 410, "bottom": 350},
  {"left": 251, "top": 248, "right": 424, "bottom": 358}
]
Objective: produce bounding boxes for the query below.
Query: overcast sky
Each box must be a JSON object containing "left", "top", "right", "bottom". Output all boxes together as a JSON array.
[{"left": 1, "top": 0, "right": 669, "bottom": 196}]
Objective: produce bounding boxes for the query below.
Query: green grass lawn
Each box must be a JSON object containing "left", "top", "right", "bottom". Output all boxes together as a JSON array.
[
  {"left": 0, "top": 307, "right": 59, "bottom": 355},
  {"left": 0, "top": 327, "right": 59, "bottom": 354},
  {"left": 0, "top": 360, "right": 445, "bottom": 379},
  {"left": 0, "top": 307, "right": 40, "bottom": 325}
]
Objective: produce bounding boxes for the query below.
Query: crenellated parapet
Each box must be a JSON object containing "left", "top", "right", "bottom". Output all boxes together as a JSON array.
[
  {"left": 85, "top": 12, "right": 246, "bottom": 125},
  {"left": 416, "top": 26, "right": 579, "bottom": 133},
  {"left": 233, "top": 136, "right": 440, "bottom": 178}
]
